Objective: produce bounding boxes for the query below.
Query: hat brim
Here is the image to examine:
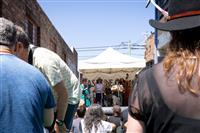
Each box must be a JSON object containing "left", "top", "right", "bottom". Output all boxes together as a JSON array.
[{"left": 149, "top": 15, "right": 200, "bottom": 31}]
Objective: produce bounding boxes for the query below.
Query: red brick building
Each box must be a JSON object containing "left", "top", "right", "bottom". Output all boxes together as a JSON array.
[{"left": 0, "top": 0, "right": 78, "bottom": 76}]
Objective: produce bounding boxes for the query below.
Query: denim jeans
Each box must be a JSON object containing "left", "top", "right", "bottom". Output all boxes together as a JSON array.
[{"left": 64, "top": 103, "right": 79, "bottom": 132}]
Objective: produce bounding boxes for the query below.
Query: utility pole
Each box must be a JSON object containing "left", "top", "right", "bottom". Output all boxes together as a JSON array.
[{"left": 128, "top": 40, "right": 131, "bottom": 56}]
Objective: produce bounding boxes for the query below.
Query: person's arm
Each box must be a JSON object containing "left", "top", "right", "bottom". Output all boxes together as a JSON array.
[
  {"left": 54, "top": 80, "right": 68, "bottom": 132},
  {"left": 54, "top": 80, "right": 68, "bottom": 121},
  {"left": 44, "top": 108, "right": 54, "bottom": 127},
  {"left": 111, "top": 123, "right": 116, "bottom": 131},
  {"left": 126, "top": 114, "right": 144, "bottom": 133},
  {"left": 41, "top": 73, "right": 56, "bottom": 129}
]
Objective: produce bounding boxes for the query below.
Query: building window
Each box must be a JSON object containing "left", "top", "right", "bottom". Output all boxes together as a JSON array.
[{"left": 25, "top": 18, "right": 40, "bottom": 46}]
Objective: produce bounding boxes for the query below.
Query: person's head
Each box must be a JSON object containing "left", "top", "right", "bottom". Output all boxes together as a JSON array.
[
  {"left": 149, "top": 0, "right": 200, "bottom": 95},
  {"left": 92, "top": 79, "right": 95, "bottom": 85},
  {"left": 82, "top": 78, "right": 87, "bottom": 83},
  {"left": 115, "top": 78, "right": 119, "bottom": 85},
  {"left": 81, "top": 78, "right": 87, "bottom": 85},
  {"left": 79, "top": 99, "right": 85, "bottom": 107},
  {"left": 125, "top": 73, "right": 129, "bottom": 80},
  {"left": 96, "top": 78, "right": 102, "bottom": 84},
  {"left": 112, "top": 105, "right": 121, "bottom": 116},
  {"left": 88, "top": 80, "right": 91, "bottom": 85},
  {"left": 0, "top": 17, "right": 16, "bottom": 49},
  {"left": 76, "top": 105, "right": 86, "bottom": 118},
  {"left": 84, "top": 104, "right": 104, "bottom": 132},
  {"left": 14, "top": 25, "right": 30, "bottom": 62}
]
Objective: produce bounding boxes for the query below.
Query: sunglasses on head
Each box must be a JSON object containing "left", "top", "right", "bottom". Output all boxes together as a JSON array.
[{"left": 146, "top": 0, "right": 168, "bottom": 17}]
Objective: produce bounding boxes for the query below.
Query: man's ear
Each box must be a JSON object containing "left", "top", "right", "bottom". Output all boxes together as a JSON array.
[{"left": 14, "top": 42, "right": 24, "bottom": 53}]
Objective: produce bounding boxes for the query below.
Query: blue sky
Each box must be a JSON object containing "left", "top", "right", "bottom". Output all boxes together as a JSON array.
[{"left": 38, "top": 0, "right": 155, "bottom": 60}]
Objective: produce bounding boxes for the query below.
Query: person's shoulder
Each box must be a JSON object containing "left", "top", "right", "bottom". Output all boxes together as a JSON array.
[
  {"left": 34, "top": 47, "right": 62, "bottom": 66},
  {"left": 34, "top": 47, "right": 48, "bottom": 53},
  {"left": 10, "top": 56, "right": 38, "bottom": 75},
  {"left": 135, "top": 67, "right": 150, "bottom": 81},
  {"left": 15, "top": 58, "right": 49, "bottom": 86},
  {"left": 16, "top": 57, "right": 40, "bottom": 73},
  {"left": 102, "top": 119, "right": 112, "bottom": 124},
  {"left": 101, "top": 120, "right": 114, "bottom": 130},
  {"left": 74, "top": 117, "right": 82, "bottom": 122},
  {"left": 20, "top": 60, "right": 48, "bottom": 82},
  {"left": 136, "top": 63, "right": 161, "bottom": 79},
  {"left": 34, "top": 47, "right": 58, "bottom": 59},
  {"left": 35, "top": 47, "right": 60, "bottom": 58}
]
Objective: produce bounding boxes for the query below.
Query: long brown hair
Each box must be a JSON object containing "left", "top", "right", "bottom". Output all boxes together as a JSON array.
[
  {"left": 163, "top": 27, "right": 200, "bottom": 95},
  {"left": 83, "top": 104, "right": 104, "bottom": 133}
]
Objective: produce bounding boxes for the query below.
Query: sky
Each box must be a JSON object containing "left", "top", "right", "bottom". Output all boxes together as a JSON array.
[{"left": 38, "top": 0, "right": 155, "bottom": 61}]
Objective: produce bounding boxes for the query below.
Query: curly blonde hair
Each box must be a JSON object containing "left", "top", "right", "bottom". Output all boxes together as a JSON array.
[{"left": 163, "top": 27, "right": 200, "bottom": 95}]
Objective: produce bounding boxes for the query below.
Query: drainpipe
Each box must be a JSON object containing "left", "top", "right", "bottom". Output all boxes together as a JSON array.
[{"left": 154, "top": 0, "right": 158, "bottom": 64}]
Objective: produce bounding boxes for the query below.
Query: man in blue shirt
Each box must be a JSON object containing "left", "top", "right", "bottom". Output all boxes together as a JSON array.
[
  {"left": 15, "top": 25, "right": 80, "bottom": 132},
  {"left": 0, "top": 17, "right": 55, "bottom": 132}
]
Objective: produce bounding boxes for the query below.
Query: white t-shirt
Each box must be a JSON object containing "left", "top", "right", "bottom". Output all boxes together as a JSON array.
[
  {"left": 81, "top": 119, "right": 113, "bottom": 133},
  {"left": 33, "top": 47, "right": 80, "bottom": 104},
  {"left": 95, "top": 83, "right": 103, "bottom": 93}
]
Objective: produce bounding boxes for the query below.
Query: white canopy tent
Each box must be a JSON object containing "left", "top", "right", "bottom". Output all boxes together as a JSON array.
[{"left": 78, "top": 47, "right": 146, "bottom": 80}]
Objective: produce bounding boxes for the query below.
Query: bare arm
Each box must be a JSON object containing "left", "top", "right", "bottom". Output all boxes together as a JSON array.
[
  {"left": 126, "top": 113, "right": 144, "bottom": 133},
  {"left": 44, "top": 108, "right": 54, "bottom": 127},
  {"left": 111, "top": 123, "right": 116, "bottom": 131},
  {"left": 54, "top": 80, "right": 68, "bottom": 120}
]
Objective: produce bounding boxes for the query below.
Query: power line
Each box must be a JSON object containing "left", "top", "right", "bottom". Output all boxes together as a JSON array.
[
  {"left": 78, "top": 53, "right": 144, "bottom": 59},
  {"left": 77, "top": 47, "right": 144, "bottom": 52},
  {"left": 76, "top": 44, "right": 121, "bottom": 50},
  {"left": 77, "top": 38, "right": 147, "bottom": 59},
  {"left": 78, "top": 48, "right": 108, "bottom": 52},
  {"left": 76, "top": 43, "right": 145, "bottom": 51},
  {"left": 38, "top": 0, "right": 146, "bottom": 3}
]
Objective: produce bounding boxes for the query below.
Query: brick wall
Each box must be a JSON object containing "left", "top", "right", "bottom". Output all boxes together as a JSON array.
[
  {"left": 144, "top": 33, "right": 154, "bottom": 62},
  {"left": 1, "top": 0, "right": 78, "bottom": 76}
]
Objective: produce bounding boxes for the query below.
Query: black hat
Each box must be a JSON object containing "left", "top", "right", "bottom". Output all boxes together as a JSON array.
[{"left": 149, "top": 0, "right": 200, "bottom": 31}]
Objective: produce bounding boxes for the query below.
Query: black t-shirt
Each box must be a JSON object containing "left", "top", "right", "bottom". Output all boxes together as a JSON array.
[
  {"left": 129, "top": 63, "right": 200, "bottom": 133},
  {"left": 107, "top": 116, "right": 121, "bottom": 127}
]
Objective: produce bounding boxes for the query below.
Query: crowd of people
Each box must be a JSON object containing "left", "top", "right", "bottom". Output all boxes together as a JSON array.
[
  {"left": 71, "top": 104, "right": 128, "bottom": 133},
  {"left": 0, "top": 16, "right": 130, "bottom": 133},
  {"left": 0, "top": 16, "right": 131, "bottom": 133},
  {"left": 80, "top": 76, "right": 133, "bottom": 107},
  {"left": 1, "top": 0, "right": 200, "bottom": 132}
]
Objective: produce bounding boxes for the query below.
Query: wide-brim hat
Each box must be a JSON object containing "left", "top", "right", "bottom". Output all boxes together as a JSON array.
[{"left": 149, "top": 0, "right": 200, "bottom": 31}]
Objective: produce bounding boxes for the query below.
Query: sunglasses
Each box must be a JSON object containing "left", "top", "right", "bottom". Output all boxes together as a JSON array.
[{"left": 146, "top": 0, "right": 169, "bottom": 17}]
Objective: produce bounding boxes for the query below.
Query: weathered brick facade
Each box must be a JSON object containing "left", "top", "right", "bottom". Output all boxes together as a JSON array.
[
  {"left": 144, "top": 33, "right": 154, "bottom": 67},
  {"left": 0, "top": 0, "right": 78, "bottom": 76}
]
